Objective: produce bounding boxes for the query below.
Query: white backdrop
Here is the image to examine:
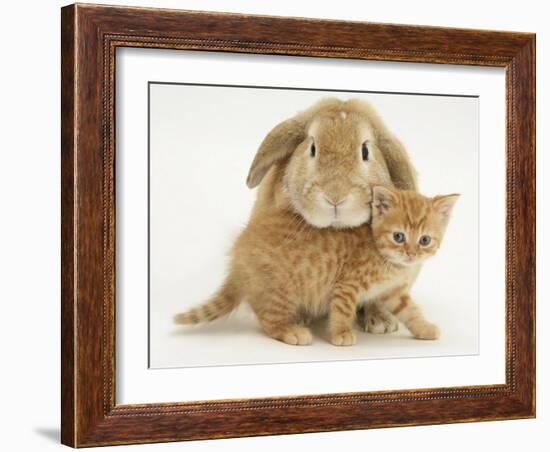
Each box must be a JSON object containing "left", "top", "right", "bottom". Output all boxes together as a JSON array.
[
  {"left": 117, "top": 48, "right": 505, "bottom": 404},
  {"left": 148, "top": 82, "right": 480, "bottom": 368},
  {"left": 1, "top": 1, "right": 546, "bottom": 451}
]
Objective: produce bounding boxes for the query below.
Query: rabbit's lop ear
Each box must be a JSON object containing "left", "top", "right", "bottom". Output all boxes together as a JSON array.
[
  {"left": 377, "top": 135, "right": 419, "bottom": 192},
  {"left": 246, "top": 118, "right": 305, "bottom": 188}
]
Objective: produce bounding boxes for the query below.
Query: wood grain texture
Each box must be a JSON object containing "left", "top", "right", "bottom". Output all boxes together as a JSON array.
[
  {"left": 60, "top": 3, "right": 536, "bottom": 447},
  {"left": 60, "top": 5, "right": 76, "bottom": 447}
]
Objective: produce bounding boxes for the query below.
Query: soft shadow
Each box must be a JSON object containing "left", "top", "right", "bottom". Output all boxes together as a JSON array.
[
  {"left": 171, "top": 315, "right": 260, "bottom": 337},
  {"left": 34, "top": 427, "right": 60, "bottom": 443}
]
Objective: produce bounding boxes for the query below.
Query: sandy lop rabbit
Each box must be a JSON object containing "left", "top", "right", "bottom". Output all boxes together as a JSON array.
[{"left": 175, "top": 98, "right": 419, "bottom": 344}]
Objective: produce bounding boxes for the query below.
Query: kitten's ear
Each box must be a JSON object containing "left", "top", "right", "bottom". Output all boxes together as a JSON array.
[
  {"left": 372, "top": 185, "right": 399, "bottom": 216},
  {"left": 433, "top": 194, "right": 460, "bottom": 224}
]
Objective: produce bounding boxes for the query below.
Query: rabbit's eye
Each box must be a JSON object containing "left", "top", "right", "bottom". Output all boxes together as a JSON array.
[
  {"left": 362, "top": 142, "right": 369, "bottom": 161},
  {"left": 310, "top": 142, "right": 316, "bottom": 157}
]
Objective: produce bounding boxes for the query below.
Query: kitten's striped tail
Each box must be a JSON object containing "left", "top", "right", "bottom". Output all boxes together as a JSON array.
[{"left": 173, "top": 282, "right": 240, "bottom": 325}]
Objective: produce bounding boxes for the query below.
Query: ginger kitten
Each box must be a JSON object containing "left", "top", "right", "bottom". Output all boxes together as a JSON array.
[
  {"left": 175, "top": 186, "right": 458, "bottom": 346},
  {"left": 329, "top": 186, "right": 459, "bottom": 345}
]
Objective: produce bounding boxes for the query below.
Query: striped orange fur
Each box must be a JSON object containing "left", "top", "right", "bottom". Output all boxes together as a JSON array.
[{"left": 175, "top": 186, "right": 458, "bottom": 345}]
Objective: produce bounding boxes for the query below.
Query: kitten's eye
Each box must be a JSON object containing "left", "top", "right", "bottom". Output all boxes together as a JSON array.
[
  {"left": 393, "top": 232, "right": 406, "bottom": 243},
  {"left": 361, "top": 142, "right": 369, "bottom": 161},
  {"left": 310, "top": 142, "right": 316, "bottom": 157},
  {"left": 419, "top": 235, "right": 431, "bottom": 246}
]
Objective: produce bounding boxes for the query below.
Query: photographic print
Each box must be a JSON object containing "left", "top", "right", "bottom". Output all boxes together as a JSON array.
[
  {"left": 148, "top": 83, "right": 478, "bottom": 369},
  {"left": 62, "top": 4, "right": 535, "bottom": 446}
]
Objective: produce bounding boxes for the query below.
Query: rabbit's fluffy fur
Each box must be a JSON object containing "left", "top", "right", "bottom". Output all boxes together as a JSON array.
[
  {"left": 175, "top": 98, "right": 420, "bottom": 344},
  {"left": 248, "top": 98, "right": 418, "bottom": 228}
]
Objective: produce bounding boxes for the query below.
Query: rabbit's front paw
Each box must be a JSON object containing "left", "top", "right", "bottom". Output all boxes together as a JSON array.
[
  {"left": 366, "top": 310, "right": 398, "bottom": 334},
  {"left": 358, "top": 304, "right": 398, "bottom": 334}
]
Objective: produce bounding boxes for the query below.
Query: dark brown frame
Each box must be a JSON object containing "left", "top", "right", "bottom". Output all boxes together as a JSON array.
[{"left": 61, "top": 3, "right": 536, "bottom": 447}]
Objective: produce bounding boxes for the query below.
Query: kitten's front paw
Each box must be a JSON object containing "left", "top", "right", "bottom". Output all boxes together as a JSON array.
[
  {"left": 330, "top": 329, "right": 357, "bottom": 346},
  {"left": 281, "top": 326, "right": 313, "bottom": 346},
  {"left": 411, "top": 322, "right": 440, "bottom": 340}
]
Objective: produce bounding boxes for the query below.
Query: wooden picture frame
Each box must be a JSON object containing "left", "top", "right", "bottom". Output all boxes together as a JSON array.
[{"left": 61, "top": 3, "right": 535, "bottom": 447}]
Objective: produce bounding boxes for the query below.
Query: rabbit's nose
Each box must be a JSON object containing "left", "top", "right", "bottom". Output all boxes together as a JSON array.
[{"left": 323, "top": 194, "right": 346, "bottom": 207}]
